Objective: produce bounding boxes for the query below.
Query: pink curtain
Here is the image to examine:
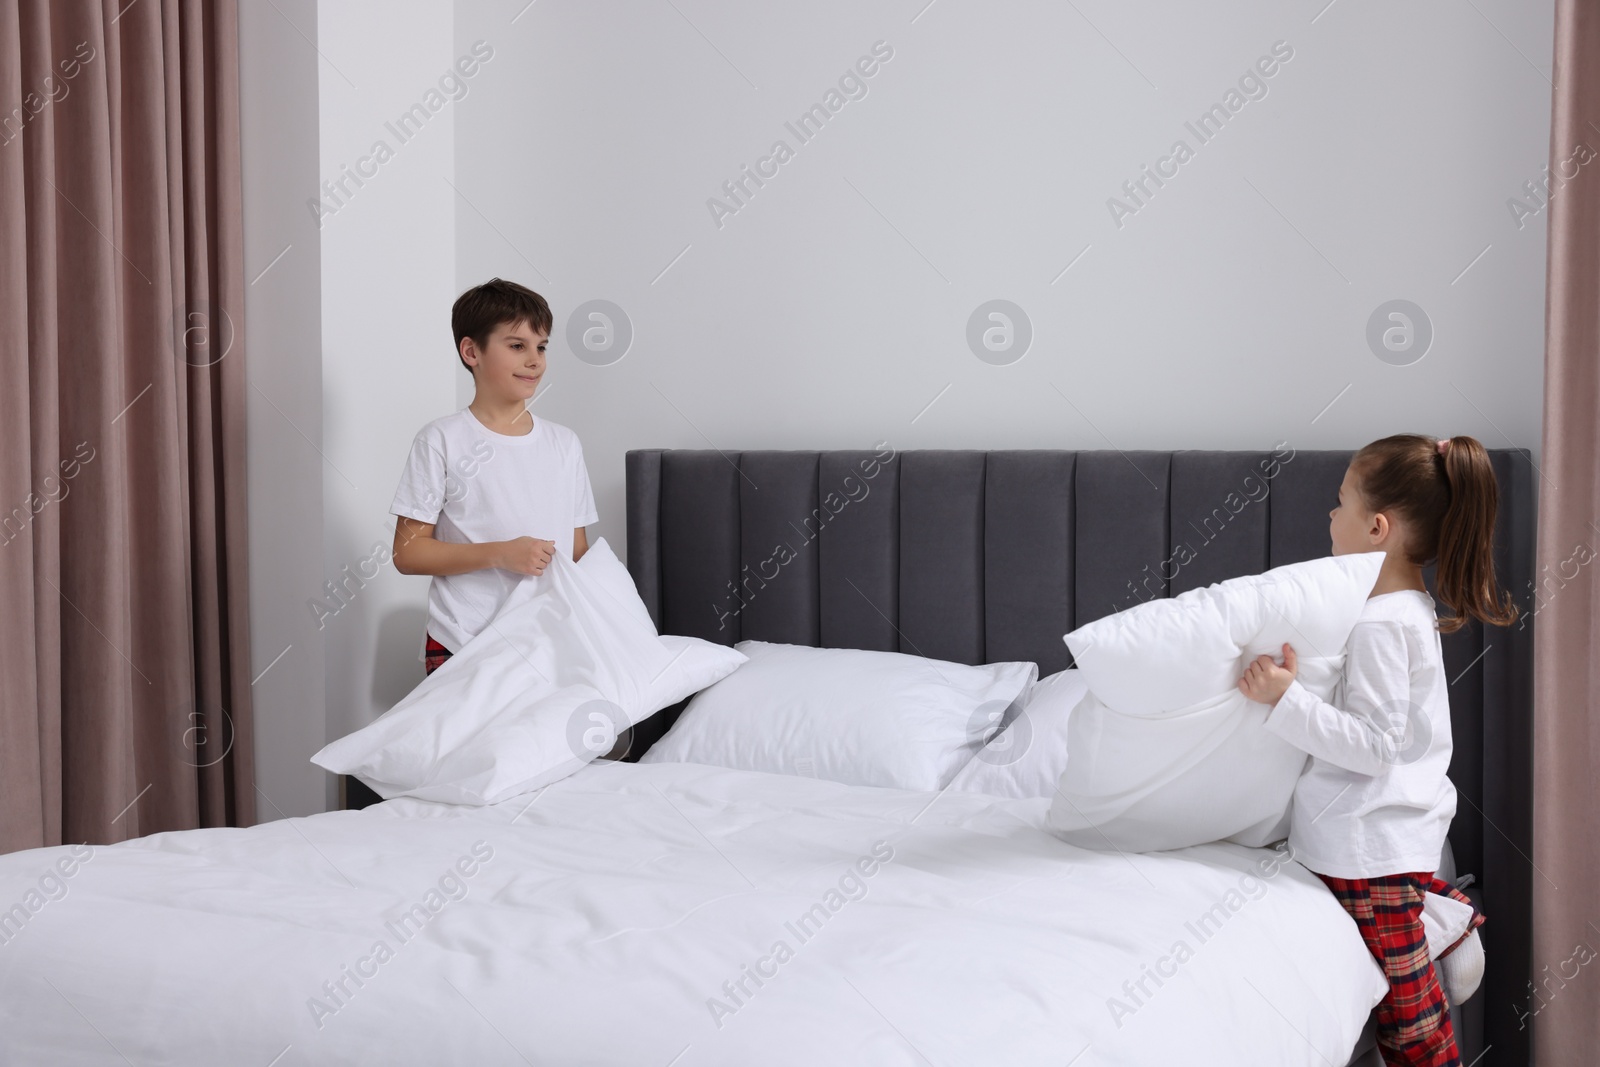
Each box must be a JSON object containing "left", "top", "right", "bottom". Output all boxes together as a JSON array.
[
  {"left": 0, "top": 0, "right": 254, "bottom": 852},
  {"left": 1533, "top": 0, "right": 1600, "bottom": 1061}
]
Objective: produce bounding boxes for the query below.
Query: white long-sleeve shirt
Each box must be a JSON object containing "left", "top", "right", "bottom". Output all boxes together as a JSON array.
[{"left": 1262, "top": 589, "right": 1456, "bottom": 879}]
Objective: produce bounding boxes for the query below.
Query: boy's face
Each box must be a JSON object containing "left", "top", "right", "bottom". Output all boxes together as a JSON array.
[{"left": 463, "top": 318, "right": 547, "bottom": 400}]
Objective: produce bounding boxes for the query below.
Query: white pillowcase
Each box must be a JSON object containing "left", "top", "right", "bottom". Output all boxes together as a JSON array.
[
  {"left": 1047, "top": 551, "right": 1386, "bottom": 852},
  {"left": 946, "top": 668, "right": 1089, "bottom": 799},
  {"left": 312, "top": 538, "right": 745, "bottom": 804},
  {"left": 1423, "top": 892, "right": 1476, "bottom": 959},
  {"left": 639, "top": 640, "right": 1037, "bottom": 791},
  {"left": 578, "top": 533, "right": 661, "bottom": 634},
  {"left": 648, "top": 635, "right": 747, "bottom": 722},
  {"left": 572, "top": 538, "right": 749, "bottom": 715}
]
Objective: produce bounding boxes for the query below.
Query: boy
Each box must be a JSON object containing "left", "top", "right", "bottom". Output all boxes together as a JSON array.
[{"left": 389, "top": 278, "right": 598, "bottom": 676}]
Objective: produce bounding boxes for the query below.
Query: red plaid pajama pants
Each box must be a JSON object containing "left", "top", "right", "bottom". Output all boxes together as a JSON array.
[
  {"left": 424, "top": 633, "right": 453, "bottom": 676},
  {"left": 1316, "top": 871, "right": 1485, "bottom": 1067}
]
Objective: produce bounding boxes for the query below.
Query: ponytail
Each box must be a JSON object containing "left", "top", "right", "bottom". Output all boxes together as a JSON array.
[
  {"left": 1351, "top": 434, "right": 1519, "bottom": 634},
  {"left": 1433, "top": 436, "right": 1519, "bottom": 633}
]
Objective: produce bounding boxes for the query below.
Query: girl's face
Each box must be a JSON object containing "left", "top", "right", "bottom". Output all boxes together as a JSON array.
[{"left": 1329, "top": 464, "right": 1394, "bottom": 556}]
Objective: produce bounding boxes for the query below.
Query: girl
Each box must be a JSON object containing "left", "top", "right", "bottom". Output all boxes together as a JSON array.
[{"left": 1238, "top": 434, "right": 1518, "bottom": 1067}]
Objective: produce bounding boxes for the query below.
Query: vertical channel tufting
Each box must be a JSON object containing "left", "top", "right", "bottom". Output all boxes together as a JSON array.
[
  {"left": 1168, "top": 451, "right": 1272, "bottom": 596},
  {"left": 1478, "top": 449, "right": 1534, "bottom": 1065},
  {"left": 1442, "top": 594, "right": 1486, "bottom": 884},
  {"left": 899, "top": 451, "right": 987, "bottom": 665},
  {"left": 624, "top": 450, "right": 664, "bottom": 629},
  {"left": 985, "top": 451, "right": 1075, "bottom": 675},
  {"left": 1073, "top": 451, "right": 1170, "bottom": 629},
  {"left": 736, "top": 452, "right": 822, "bottom": 646},
  {"left": 817, "top": 449, "right": 900, "bottom": 652},
  {"left": 659, "top": 451, "right": 742, "bottom": 644},
  {"left": 1266, "top": 448, "right": 1349, "bottom": 567}
]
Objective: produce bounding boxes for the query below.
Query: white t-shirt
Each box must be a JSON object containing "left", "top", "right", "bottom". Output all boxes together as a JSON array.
[
  {"left": 389, "top": 409, "right": 598, "bottom": 660},
  {"left": 1263, "top": 589, "right": 1456, "bottom": 879}
]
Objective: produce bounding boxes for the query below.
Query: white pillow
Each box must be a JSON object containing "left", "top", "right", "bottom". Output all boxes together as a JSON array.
[
  {"left": 577, "top": 534, "right": 661, "bottom": 635},
  {"left": 311, "top": 538, "right": 745, "bottom": 804},
  {"left": 946, "top": 669, "right": 1089, "bottom": 799},
  {"left": 573, "top": 540, "right": 749, "bottom": 717},
  {"left": 644, "top": 634, "right": 749, "bottom": 730},
  {"left": 1423, "top": 892, "right": 1475, "bottom": 959},
  {"left": 1047, "top": 552, "right": 1386, "bottom": 852},
  {"left": 639, "top": 640, "right": 1037, "bottom": 791}
]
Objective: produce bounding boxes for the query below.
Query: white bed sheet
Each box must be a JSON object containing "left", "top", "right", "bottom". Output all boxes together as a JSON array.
[{"left": 0, "top": 761, "right": 1386, "bottom": 1066}]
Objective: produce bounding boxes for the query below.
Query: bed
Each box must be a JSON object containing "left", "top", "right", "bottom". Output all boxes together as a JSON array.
[
  {"left": 0, "top": 447, "right": 1533, "bottom": 1066},
  {"left": 620, "top": 446, "right": 1534, "bottom": 1067}
]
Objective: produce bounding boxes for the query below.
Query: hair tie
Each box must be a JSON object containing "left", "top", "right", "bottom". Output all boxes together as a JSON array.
[{"left": 1436, "top": 438, "right": 1451, "bottom": 455}]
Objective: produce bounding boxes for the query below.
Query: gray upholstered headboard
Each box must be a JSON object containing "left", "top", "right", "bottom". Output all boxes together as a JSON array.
[{"left": 624, "top": 446, "right": 1534, "bottom": 1065}]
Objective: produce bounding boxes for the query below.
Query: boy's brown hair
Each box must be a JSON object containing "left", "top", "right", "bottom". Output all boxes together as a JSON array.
[
  {"left": 1351, "top": 433, "right": 1519, "bottom": 634},
  {"left": 451, "top": 278, "right": 553, "bottom": 374}
]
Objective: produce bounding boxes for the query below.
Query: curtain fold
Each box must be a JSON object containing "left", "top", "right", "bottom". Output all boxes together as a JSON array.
[
  {"left": 1534, "top": 0, "right": 1600, "bottom": 1062},
  {"left": 0, "top": 0, "right": 253, "bottom": 853}
]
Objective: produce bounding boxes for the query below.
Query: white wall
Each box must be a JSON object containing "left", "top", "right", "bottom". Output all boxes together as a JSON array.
[
  {"left": 314, "top": 1, "right": 461, "bottom": 804},
  {"left": 454, "top": 0, "right": 1552, "bottom": 558},
  {"left": 239, "top": 0, "right": 328, "bottom": 819},
  {"left": 242, "top": 0, "right": 460, "bottom": 816},
  {"left": 243, "top": 0, "right": 1554, "bottom": 817}
]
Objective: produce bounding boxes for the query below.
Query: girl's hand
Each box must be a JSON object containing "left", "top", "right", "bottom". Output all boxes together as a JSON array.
[{"left": 1237, "top": 643, "right": 1298, "bottom": 706}]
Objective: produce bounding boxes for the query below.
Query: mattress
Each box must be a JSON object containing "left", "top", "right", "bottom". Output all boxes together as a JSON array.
[{"left": 0, "top": 760, "right": 1387, "bottom": 1065}]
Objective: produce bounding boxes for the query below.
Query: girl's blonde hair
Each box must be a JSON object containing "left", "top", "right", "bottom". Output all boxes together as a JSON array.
[{"left": 1351, "top": 434, "right": 1519, "bottom": 634}]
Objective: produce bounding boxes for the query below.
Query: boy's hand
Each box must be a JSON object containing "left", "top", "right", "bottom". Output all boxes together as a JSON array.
[
  {"left": 499, "top": 536, "right": 557, "bottom": 576},
  {"left": 1237, "top": 643, "right": 1298, "bottom": 706}
]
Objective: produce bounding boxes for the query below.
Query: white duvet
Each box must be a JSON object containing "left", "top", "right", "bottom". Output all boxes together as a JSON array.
[{"left": 0, "top": 761, "right": 1385, "bottom": 1066}]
